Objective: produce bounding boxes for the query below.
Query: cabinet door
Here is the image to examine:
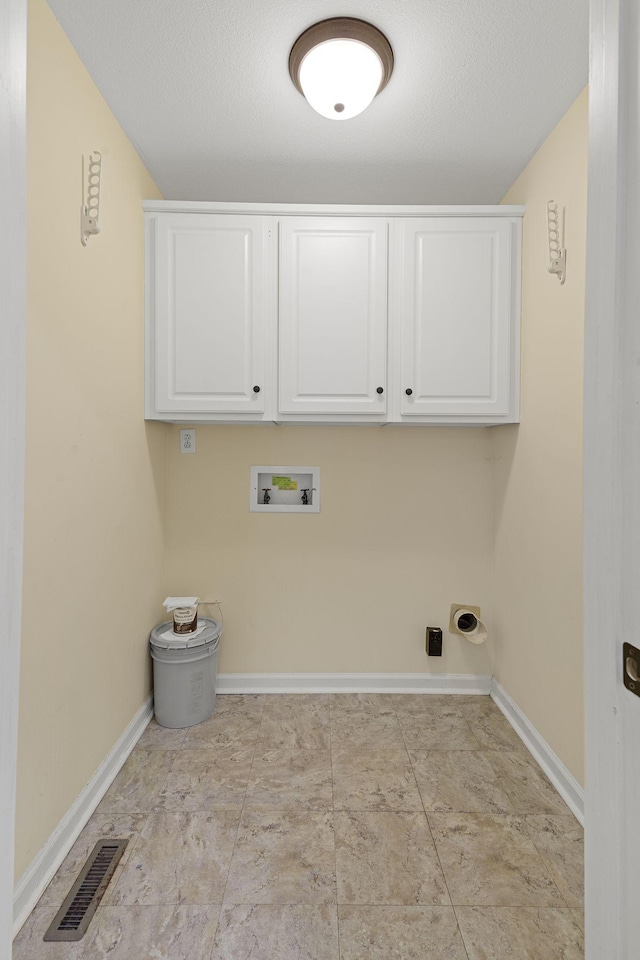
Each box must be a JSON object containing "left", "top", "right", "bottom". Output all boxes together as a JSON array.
[
  {"left": 399, "top": 218, "right": 517, "bottom": 418},
  {"left": 152, "top": 214, "right": 272, "bottom": 416},
  {"left": 279, "top": 218, "right": 387, "bottom": 416}
]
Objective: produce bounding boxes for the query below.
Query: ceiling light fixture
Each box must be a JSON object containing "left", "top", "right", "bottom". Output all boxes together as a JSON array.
[{"left": 289, "top": 17, "right": 394, "bottom": 121}]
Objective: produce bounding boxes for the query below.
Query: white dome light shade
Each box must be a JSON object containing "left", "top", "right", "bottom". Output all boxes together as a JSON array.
[
  {"left": 299, "top": 39, "right": 383, "bottom": 120},
  {"left": 289, "top": 18, "right": 394, "bottom": 121}
]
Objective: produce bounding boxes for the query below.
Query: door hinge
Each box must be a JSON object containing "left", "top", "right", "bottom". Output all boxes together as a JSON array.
[{"left": 623, "top": 642, "right": 640, "bottom": 697}]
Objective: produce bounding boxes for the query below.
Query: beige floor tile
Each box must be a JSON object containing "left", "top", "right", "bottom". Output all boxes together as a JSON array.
[
  {"left": 244, "top": 748, "right": 333, "bottom": 809},
  {"left": 15, "top": 693, "right": 582, "bottom": 960},
  {"left": 182, "top": 711, "right": 262, "bottom": 751},
  {"left": 329, "top": 694, "right": 396, "bottom": 717},
  {"left": 157, "top": 746, "right": 253, "bottom": 811},
  {"left": 455, "top": 696, "right": 500, "bottom": 715},
  {"left": 39, "top": 814, "right": 147, "bottom": 909},
  {"left": 211, "top": 904, "right": 339, "bottom": 960},
  {"left": 330, "top": 714, "right": 406, "bottom": 751},
  {"left": 13, "top": 904, "right": 86, "bottom": 960},
  {"left": 109, "top": 810, "right": 240, "bottom": 905},
  {"left": 261, "top": 694, "right": 330, "bottom": 721},
  {"left": 338, "top": 905, "right": 468, "bottom": 960},
  {"left": 393, "top": 695, "right": 465, "bottom": 718},
  {"left": 256, "top": 720, "right": 331, "bottom": 751},
  {"left": 335, "top": 811, "right": 449, "bottom": 906},
  {"left": 258, "top": 696, "right": 331, "bottom": 750},
  {"left": 398, "top": 715, "right": 481, "bottom": 751},
  {"left": 224, "top": 811, "right": 336, "bottom": 904},
  {"left": 213, "top": 694, "right": 265, "bottom": 717},
  {"left": 524, "top": 815, "right": 584, "bottom": 912},
  {"left": 445, "top": 695, "right": 493, "bottom": 707},
  {"left": 428, "top": 813, "right": 562, "bottom": 906},
  {"left": 332, "top": 748, "right": 422, "bottom": 811},
  {"left": 485, "top": 751, "right": 570, "bottom": 814},
  {"left": 409, "top": 750, "right": 513, "bottom": 813},
  {"left": 81, "top": 904, "right": 220, "bottom": 960},
  {"left": 458, "top": 702, "right": 528, "bottom": 752},
  {"left": 98, "top": 748, "right": 173, "bottom": 813},
  {"left": 455, "top": 905, "right": 584, "bottom": 959},
  {"left": 137, "top": 718, "right": 188, "bottom": 749}
]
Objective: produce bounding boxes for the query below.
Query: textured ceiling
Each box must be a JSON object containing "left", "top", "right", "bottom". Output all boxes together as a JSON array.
[{"left": 46, "top": 0, "right": 589, "bottom": 204}]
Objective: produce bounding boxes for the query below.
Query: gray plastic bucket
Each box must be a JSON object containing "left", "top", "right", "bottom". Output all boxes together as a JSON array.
[{"left": 149, "top": 617, "right": 221, "bottom": 728}]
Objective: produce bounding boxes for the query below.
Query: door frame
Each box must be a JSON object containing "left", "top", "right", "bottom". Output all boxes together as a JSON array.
[
  {"left": 0, "top": 0, "right": 27, "bottom": 956},
  {"left": 584, "top": 0, "right": 640, "bottom": 956},
  {"left": 0, "top": 0, "right": 635, "bottom": 954}
]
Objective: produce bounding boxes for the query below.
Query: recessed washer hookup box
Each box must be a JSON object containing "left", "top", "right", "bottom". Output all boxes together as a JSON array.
[{"left": 250, "top": 466, "right": 320, "bottom": 513}]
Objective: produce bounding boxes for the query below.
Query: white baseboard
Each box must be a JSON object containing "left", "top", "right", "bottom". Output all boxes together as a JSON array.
[
  {"left": 13, "top": 694, "right": 153, "bottom": 937},
  {"left": 490, "top": 679, "right": 584, "bottom": 825},
  {"left": 217, "top": 672, "right": 492, "bottom": 694}
]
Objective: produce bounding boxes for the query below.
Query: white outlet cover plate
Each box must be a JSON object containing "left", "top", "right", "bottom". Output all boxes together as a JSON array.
[{"left": 180, "top": 429, "right": 196, "bottom": 454}]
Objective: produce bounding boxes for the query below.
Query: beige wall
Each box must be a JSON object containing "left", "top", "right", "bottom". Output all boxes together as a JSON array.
[
  {"left": 166, "top": 425, "right": 494, "bottom": 676},
  {"left": 493, "top": 88, "right": 587, "bottom": 784},
  {"left": 16, "top": 0, "right": 167, "bottom": 878}
]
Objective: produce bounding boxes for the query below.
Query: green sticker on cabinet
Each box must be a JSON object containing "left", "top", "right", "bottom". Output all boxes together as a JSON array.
[{"left": 272, "top": 476, "right": 297, "bottom": 490}]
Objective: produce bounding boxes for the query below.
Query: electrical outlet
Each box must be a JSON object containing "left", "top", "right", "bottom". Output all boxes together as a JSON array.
[
  {"left": 426, "top": 627, "right": 443, "bottom": 656},
  {"left": 179, "top": 429, "right": 196, "bottom": 454}
]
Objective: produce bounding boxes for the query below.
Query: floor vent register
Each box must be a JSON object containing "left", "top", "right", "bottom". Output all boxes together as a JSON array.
[{"left": 43, "top": 840, "right": 128, "bottom": 941}]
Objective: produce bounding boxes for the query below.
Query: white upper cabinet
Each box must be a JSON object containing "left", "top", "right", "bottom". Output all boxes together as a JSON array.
[
  {"left": 395, "top": 217, "right": 519, "bottom": 420},
  {"left": 278, "top": 218, "right": 388, "bottom": 416},
  {"left": 145, "top": 202, "right": 522, "bottom": 425},
  {"left": 148, "top": 213, "right": 274, "bottom": 418}
]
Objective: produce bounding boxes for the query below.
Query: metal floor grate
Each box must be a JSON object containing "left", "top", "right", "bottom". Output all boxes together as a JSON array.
[{"left": 43, "top": 839, "right": 128, "bottom": 942}]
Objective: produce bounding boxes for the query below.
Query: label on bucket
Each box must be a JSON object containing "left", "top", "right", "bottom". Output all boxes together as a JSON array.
[{"left": 173, "top": 606, "right": 198, "bottom": 634}]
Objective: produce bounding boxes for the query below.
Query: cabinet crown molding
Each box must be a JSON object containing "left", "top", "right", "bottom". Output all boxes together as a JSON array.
[{"left": 143, "top": 200, "right": 525, "bottom": 218}]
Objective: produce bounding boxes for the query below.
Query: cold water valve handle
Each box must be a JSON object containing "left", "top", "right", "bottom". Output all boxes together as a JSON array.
[{"left": 301, "top": 488, "right": 310, "bottom": 505}]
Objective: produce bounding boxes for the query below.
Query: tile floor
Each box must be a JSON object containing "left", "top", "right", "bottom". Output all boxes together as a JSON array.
[{"left": 14, "top": 694, "right": 584, "bottom": 959}]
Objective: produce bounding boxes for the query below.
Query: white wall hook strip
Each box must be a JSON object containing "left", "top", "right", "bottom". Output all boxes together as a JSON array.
[
  {"left": 81, "top": 152, "right": 102, "bottom": 246},
  {"left": 546, "top": 200, "right": 566, "bottom": 284}
]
